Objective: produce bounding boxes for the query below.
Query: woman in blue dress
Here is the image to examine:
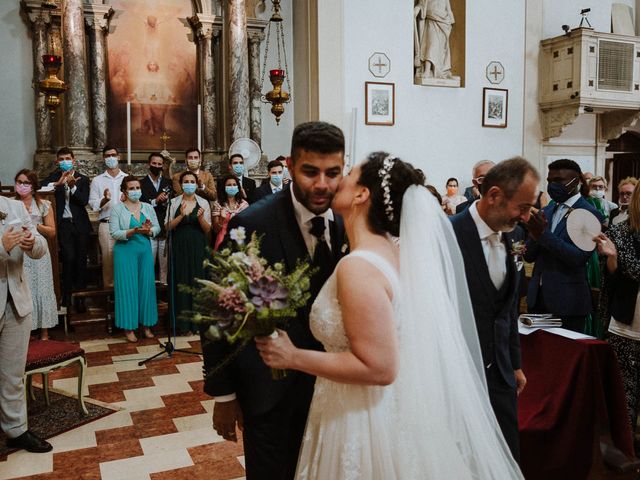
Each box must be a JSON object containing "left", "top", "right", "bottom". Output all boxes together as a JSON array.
[{"left": 110, "top": 176, "right": 160, "bottom": 342}]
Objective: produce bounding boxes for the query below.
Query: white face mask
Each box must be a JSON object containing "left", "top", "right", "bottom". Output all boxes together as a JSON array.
[{"left": 590, "top": 190, "right": 605, "bottom": 199}]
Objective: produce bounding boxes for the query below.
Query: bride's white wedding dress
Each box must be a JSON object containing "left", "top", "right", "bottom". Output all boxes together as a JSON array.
[
  {"left": 295, "top": 186, "right": 523, "bottom": 479},
  {"left": 297, "top": 251, "right": 402, "bottom": 479}
]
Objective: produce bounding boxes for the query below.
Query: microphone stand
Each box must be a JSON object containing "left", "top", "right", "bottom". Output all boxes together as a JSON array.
[{"left": 139, "top": 182, "right": 201, "bottom": 366}]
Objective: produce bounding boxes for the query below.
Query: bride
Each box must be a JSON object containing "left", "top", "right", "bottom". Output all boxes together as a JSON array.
[{"left": 256, "top": 152, "right": 523, "bottom": 479}]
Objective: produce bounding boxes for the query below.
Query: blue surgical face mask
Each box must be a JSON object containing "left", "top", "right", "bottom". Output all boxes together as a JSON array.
[
  {"left": 270, "top": 174, "right": 283, "bottom": 187},
  {"left": 182, "top": 183, "right": 197, "bottom": 195},
  {"left": 59, "top": 160, "right": 73, "bottom": 172},
  {"left": 225, "top": 185, "right": 240, "bottom": 197},
  {"left": 232, "top": 164, "right": 244, "bottom": 176},
  {"left": 127, "top": 190, "right": 142, "bottom": 202},
  {"left": 105, "top": 156, "right": 119, "bottom": 169}
]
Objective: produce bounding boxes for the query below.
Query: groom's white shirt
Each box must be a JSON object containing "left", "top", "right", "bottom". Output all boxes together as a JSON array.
[{"left": 215, "top": 186, "right": 335, "bottom": 403}]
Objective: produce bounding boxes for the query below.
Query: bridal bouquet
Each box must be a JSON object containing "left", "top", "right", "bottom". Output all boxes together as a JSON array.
[{"left": 180, "top": 227, "right": 314, "bottom": 379}]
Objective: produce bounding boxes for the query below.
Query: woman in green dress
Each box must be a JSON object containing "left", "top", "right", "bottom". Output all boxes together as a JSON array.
[
  {"left": 166, "top": 171, "right": 212, "bottom": 335},
  {"left": 110, "top": 176, "right": 160, "bottom": 342}
]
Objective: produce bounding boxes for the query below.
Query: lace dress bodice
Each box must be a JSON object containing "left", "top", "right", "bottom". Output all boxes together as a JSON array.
[{"left": 309, "top": 250, "right": 400, "bottom": 354}]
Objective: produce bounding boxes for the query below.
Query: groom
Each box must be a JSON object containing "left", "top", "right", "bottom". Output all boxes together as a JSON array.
[
  {"left": 451, "top": 157, "right": 539, "bottom": 461},
  {"left": 201, "top": 121, "right": 346, "bottom": 480}
]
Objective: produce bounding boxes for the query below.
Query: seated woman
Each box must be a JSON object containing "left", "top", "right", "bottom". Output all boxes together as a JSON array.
[
  {"left": 212, "top": 174, "right": 249, "bottom": 250},
  {"left": 14, "top": 169, "right": 58, "bottom": 340},
  {"left": 166, "top": 171, "right": 212, "bottom": 336},
  {"left": 110, "top": 176, "right": 160, "bottom": 343}
]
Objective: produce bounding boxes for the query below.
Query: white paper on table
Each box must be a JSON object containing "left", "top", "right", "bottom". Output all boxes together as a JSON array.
[
  {"left": 519, "top": 324, "right": 595, "bottom": 340},
  {"left": 39, "top": 185, "right": 55, "bottom": 192},
  {"left": 546, "top": 328, "right": 595, "bottom": 340}
]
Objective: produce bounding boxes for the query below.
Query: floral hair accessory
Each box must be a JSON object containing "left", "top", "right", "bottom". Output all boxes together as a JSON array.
[{"left": 378, "top": 155, "right": 396, "bottom": 222}]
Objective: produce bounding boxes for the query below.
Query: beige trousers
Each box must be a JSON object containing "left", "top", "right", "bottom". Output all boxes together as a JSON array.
[{"left": 98, "top": 222, "right": 116, "bottom": 288}]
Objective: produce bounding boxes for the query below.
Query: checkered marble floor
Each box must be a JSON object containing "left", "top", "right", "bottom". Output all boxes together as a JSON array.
[{"left": 0, "top": 336, "right": 246, "bottom": 480}]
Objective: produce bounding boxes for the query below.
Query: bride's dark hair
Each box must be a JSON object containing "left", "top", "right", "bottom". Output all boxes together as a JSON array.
[{"left": 357, "top": 151, "right": 426, "bottom": 237}]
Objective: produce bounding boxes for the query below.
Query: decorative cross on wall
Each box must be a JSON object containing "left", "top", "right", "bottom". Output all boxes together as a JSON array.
[
  {"left": 160, "top": 131, "right": 171, "bottom": 150},
  {"left": 486, "top": 61, "right": 505, "bottom": 85},
  {"left": 368, "top": 52, "right": 391, "bottom": 78}
]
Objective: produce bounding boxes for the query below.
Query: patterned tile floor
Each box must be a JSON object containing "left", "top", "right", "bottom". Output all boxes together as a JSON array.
[{"left": 0, "top": 336, "right": 246, "bottom": 480}]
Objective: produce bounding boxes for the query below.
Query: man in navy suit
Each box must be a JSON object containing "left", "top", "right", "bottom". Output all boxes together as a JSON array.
[
  {"left": 201, "top": 122, "right": 346, "bottom": 480},
  {"left": 40, "top": 147, "right": 91, "bottom": 309},
  {"left": 451, "top": 157, "right": 540, "bottom": 461},
  {"left": 524, "top": 159, "right": 603, "bottom": 333}
]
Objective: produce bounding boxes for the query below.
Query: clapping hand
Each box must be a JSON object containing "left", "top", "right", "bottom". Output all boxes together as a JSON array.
[
  {"left": 103, "top": 188, "right": 111, "bottom": 201},
  {"left": 196, "top": 206, "right": 204, "bottom": 218},
  {"left": 255, "top": 330, "right": 297, "bottom": 370},
  {"left": 156, "top": 192, "right": 168, "bottom": 204},
  {"left": 66, "top": 174, "right": 77, "bottom": 188},
  {"left": 524, "top": 209, "right": 547, "bottom": 240},
  {"left": 138, "top": 220, "right": 153, "bottom": 236},
  {"left": 2, "top": 227, "right": 24, "bottom": 253}
]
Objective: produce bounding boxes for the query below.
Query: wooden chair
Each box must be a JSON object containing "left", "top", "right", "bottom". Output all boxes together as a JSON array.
[{"left": 24, "top": 339, "right": 88, "bottom": 416}]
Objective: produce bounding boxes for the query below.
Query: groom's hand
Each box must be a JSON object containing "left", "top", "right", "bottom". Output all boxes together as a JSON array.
[{"left": 213, "top": 399, "right": 243, "bottom": 442}]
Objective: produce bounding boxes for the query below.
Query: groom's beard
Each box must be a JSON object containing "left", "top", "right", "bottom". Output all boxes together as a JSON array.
[{"left": 292, "top": 182, "right": 334, "bottom": 215}]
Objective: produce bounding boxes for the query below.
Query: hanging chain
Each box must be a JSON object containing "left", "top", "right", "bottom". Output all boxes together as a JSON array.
[
  {"left": 259, "top": 20, "right": 273, "bottom": 95},
  {"left": 280, "top": 21, "right": 292, "bottom": 97}
]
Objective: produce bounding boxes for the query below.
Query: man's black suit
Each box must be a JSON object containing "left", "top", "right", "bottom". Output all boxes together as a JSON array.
[
  {"left": 253, "top": 181, "right": 277, "bottom": 202},
  {"left": 450, "top": 209, "right": 523, "bottom": 461},
  {"left": 217, "top": 175, "right": 257, "bottom": 204},
  {"left": 40, "top": 170, "right": 92, "bottom": 305},
  {"left": 201, "top": 186, "right": 344, "bottom": 480},
  {"left": 139, "top": 174, "right": 172, "bottom": 234}
]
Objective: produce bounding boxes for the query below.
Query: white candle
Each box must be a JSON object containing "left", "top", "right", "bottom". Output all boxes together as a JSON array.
[
  {"left": 126, "top": 101, "right": 132, "bottom": 166},
  {"left": 197, "top": 104, "right": 202, "bottom": 152}
]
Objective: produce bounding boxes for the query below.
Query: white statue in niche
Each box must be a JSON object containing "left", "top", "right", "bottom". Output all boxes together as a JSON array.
[{"left": 414, "top": 0, "right": 460, "bottom": 87}]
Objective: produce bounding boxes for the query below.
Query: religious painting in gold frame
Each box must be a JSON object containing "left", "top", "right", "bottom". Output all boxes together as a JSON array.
[
  {"left": 365, "top": 82, "right": 395, "bottom": 126},
  {"left": 107, "top": 0, "right": 197, "bottom": 150}
]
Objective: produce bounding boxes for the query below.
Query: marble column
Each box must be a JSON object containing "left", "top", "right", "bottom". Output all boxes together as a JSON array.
[
  {"left": 26, "top": 8, "right": 53, "bottom": 152},
  {"left": 191, "top": 14, "right": 219, "bottom": 152},
  {"left": 227, "top": 0, "right": 251, "bottom": 141},
  {"left": 85, "top": 6, "right": 113, "bottom": 152},
  {"left": 62, "top": 0, "right": 91, "bottom": 149},
  {"left": 247, "top": 30, "right": 265, "bottom": 147}
]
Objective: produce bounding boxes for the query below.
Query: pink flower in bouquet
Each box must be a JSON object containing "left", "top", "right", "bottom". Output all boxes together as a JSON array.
[
  {"left": 249, "top": 276, "right": 288, "bottom": 310},
  {"left": 218, "top": 287, "right": 247, "bottom": 313},
  {"left": 247, "top": 259, "right": 265, "bottom": 282}
]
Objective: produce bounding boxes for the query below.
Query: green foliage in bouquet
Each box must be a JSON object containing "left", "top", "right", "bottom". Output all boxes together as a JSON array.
[{"left": 179, "top": 227, "right": 315, "bottom": 344}]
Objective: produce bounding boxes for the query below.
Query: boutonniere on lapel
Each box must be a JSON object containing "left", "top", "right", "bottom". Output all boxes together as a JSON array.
[
  {"left": 510, "top": 240, "right": 526, "bottom": 271},
  {"left": 0, "top": 211, "right": 6, "bottom": 225},
  {"left": 340, "top": 239, "right": 349, "bottom": 255}
]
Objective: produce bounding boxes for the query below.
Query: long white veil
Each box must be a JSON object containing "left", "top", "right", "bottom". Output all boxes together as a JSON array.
[{"left": 392, "top": 185, "right": 523, "bottom": 479}]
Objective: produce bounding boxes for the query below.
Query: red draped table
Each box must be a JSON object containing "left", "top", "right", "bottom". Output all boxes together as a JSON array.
[{"left": 518, "top": 330, "right": 634, "bottom": 479}]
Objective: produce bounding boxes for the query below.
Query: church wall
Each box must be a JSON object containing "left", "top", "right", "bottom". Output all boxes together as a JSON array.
[
  {"left": 542, "top": 0, "right": 613, "bottom": 39},
  {"left": 0, "top": 2, "right": 37, "bottom": 186},
  {"left": 335, "top": 0, "right": 526, "bottom": 190}
]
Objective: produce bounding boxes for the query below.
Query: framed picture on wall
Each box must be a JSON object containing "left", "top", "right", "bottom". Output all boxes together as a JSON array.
[
  {"left": 365, "top": 82, "right": 395, "bottom": 126},
  {"left": 482, "top": 87, "right": 508, "bottom": 128}
]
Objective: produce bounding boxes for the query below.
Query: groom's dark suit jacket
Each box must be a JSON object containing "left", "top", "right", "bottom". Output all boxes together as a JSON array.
[
  {"left": 201, "top": 185, "right": 345, "bottom": 417},
  {"left": 450, "top": 209, "right": 523, "bottom": 388}
]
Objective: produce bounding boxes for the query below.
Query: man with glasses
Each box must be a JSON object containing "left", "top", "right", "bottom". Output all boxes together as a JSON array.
[
  {"left": 610, "top": 177, "right": 638, "bottom": 226},
  {"left": 457, "top": 160, "right": 495, "bottom": 214}
]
